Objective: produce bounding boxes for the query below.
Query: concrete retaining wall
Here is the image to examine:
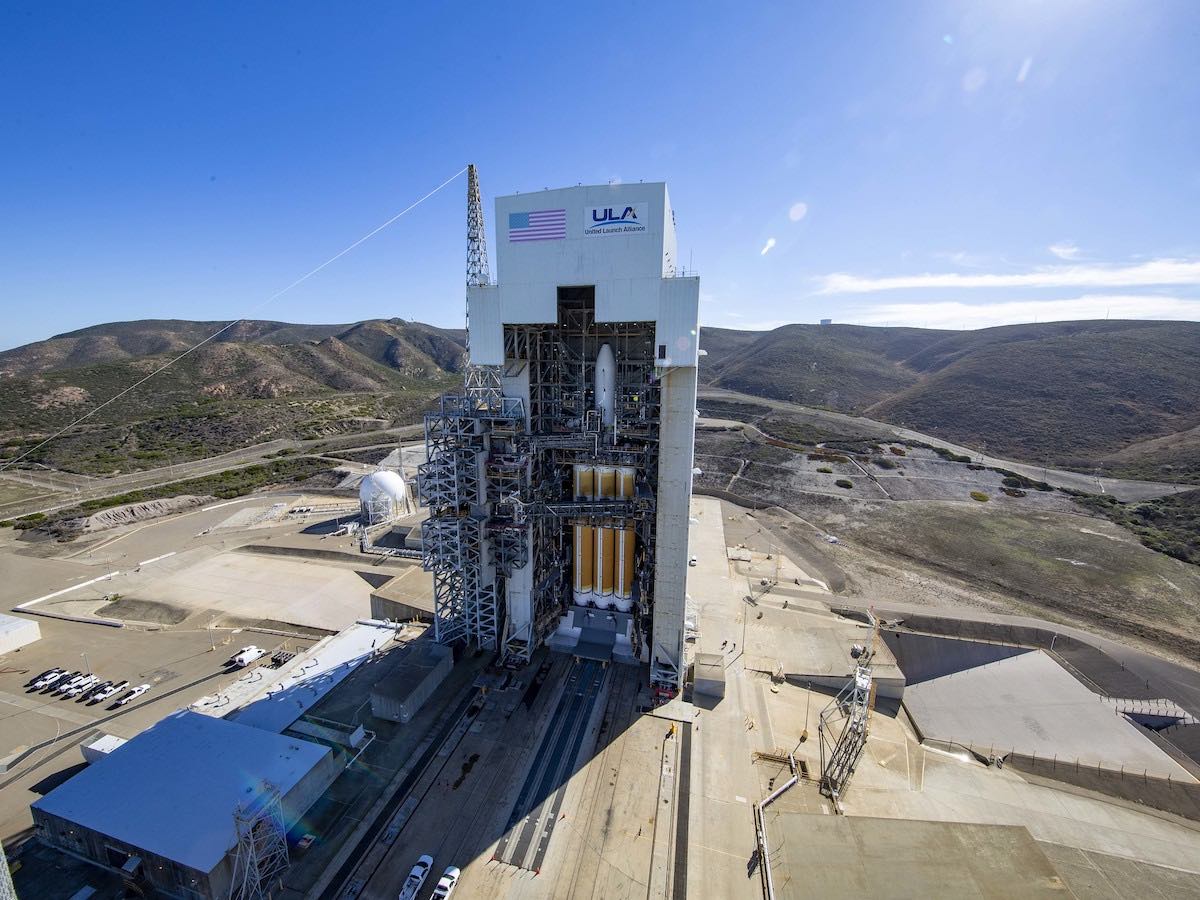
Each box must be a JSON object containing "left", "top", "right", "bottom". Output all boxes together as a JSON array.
[
  {"left": 882, "top": 630, "right": 1031, "bottom": 686},
  {"left": 868, "top": 612, "right": 1166, "bottom": 702},
  {"left": 1006, "top": 753, "right": 1200, "bottom": 822}
]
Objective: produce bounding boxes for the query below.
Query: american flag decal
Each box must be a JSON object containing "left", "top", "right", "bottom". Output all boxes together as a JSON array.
[{"left": 508, "top": 208, "right": 567, "bottom": 242}]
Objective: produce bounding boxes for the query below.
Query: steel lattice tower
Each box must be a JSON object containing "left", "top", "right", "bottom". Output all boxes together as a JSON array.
[
  {"left": 229, "top": 781, "right": 290, "bottom": 900},
  {"left": 466, "top": 164, "right": 490, "bottom": 290},
  {"left": 464, "top": 164, "right": 503, "bottom": 407},
  {"left": 0, "top": 840, "right": 16, "bottom": 900}
]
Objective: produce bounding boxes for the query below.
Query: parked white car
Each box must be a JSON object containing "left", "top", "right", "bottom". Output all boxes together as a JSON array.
[
  {"left": 27, "top": 668, "right": 59, "bottom": 687},
  {"left": 81, "top": 680, "right": 113, "bottom": 702},
  {"left": 431, "top": 866, "right": 460, "bottom": 899},
  {"left": 92, "top": 680, "right": 128, "bottom": 704},
  {"left": 397, "top": 854, "right": 434, "bottom": 900},
  {"left": 64, "top": 675, "right": 99, "bottom": 698},
  {"left": 115, "top": 684, "right": 151, "bottom": 706},
  {"left": 32, "top": 669, "right": 66, "bottom": 690},
  {"left": 53, "top": 673, "right": 86, "bottom": 694}
]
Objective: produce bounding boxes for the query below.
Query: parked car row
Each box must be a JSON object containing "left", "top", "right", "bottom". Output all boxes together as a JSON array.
[
  {"left": 27, "top": 668, "right": 151, "bottom": 707},
  {"left": 398, "top": 854, "right": 459, "bottom": 900}
]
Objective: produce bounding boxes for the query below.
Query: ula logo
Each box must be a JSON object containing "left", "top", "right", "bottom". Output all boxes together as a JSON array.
[
  {"left": 584, "top": 202, "right": 648, "bottom": 235},
  {"left": 592, "top": 206, "right": 639, "bottom": 225}
]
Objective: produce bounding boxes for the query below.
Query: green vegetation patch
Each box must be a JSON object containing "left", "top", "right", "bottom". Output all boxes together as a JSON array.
[
  {"left": 808, "top": 451, "right": 849, "bottom": 464},
  {"left": 816, "top": 466, "right": 833, "bottom": 474},
  {"left": 933, "top": 447, "right": 972, "bottom": 464},
  {"left": 1074, "top": 489, "right": 1200, "bottom": 566},
  {"left": 1000, "top": 472, "right": 1054, "bottom": 492},
  {"left": 835, "top": 479, "right": 854, "bottom": 489},
  {"left": 970, "top": 491, "right": 990, "bottom": 502}
]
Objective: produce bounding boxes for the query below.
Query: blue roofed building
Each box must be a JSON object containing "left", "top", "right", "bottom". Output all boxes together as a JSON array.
[{"left": 31, "top": 710, "right": 340, "bottom": 899}]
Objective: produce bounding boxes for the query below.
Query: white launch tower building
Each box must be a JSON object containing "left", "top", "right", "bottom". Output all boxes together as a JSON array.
[{"left": 419, "top": 174, "right": 699, "bottom": 693}]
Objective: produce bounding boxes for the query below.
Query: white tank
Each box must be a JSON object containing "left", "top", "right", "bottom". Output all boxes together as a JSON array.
[
  {"left": 359, "top": 470, "right": 409, "bottom": 523},
  {"left": 595, "top": 343, "right": 616, "bottom": 427}
]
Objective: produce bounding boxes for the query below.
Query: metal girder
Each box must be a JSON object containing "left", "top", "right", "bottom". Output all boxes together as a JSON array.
[{"left": 229, "top": 782, "right": 290, "bottom": 900}]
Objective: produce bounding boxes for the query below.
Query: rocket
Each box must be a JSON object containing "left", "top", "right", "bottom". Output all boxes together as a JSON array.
[{"left": 595, "top": 343, "right": 615, "bottom": 427}]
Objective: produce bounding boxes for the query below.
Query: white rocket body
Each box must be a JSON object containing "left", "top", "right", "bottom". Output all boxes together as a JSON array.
[{"left": 595, "top": 343, "right": 616, "bottom": 426}]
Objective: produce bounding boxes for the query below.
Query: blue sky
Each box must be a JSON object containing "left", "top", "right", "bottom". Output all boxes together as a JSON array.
[{"left": 3, "top": 1, "right": 1200, "bottom": 350}]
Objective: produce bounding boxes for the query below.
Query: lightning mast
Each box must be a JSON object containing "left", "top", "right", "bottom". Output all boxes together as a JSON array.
[{"left": 464, "top": 164, "right": 503, "bottom": 408}]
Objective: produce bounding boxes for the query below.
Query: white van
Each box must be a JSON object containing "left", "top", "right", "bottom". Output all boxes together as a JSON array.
[{"left": 231, "top": 647, "right": 267, "bottom": 668}]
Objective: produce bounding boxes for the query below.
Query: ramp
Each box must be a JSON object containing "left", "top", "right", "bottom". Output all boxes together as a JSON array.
[{"left": 904, "top": 651, "right": 1191, "bottom": 779}]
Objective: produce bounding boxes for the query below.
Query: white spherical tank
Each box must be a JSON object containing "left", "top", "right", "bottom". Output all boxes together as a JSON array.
[{"left": 359, "top": 470, "right": 409, "bottom": 524}]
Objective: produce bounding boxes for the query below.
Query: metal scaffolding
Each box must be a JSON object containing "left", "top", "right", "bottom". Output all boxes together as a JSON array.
[
  {"left": 0, "top": 840, "right": 16, "bottom": 900},
  {"left": 818, "top": 650, "right": 875, "bottom": 807},
  {"left": 228, "top": 781, "right": 290, "bottom": 900},
  {"left": 419, "top": 389, "right": 525, "bottom": 652}
]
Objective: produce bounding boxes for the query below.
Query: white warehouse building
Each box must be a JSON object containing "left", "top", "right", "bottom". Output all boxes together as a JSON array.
[{"left": 419, "top": 178, "right": 699, "bottom": 694}]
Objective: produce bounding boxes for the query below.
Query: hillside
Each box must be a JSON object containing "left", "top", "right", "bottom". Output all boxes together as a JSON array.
[
  {"left": 0, "top": 317, "right": 464, "bottom": 378},
  {"left": 3, "top": 316, "right": 1198, "bottom": 483},
  {"left": 702, "top": 324, "right": 946, "bottom": 410},
  {"left": 700, "top": 320, "right": 1200, "bottom": 482},
  {"left": 0, "top": 318, "right": 465, "bottom": 475}
]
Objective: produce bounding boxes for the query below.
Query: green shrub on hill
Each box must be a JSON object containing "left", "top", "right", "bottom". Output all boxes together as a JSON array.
[
  {"left": 1075, "top": 490, "right": 1200, "bottom": 565},
  {"left": 1000, "top": 472, "right": 1053, "bottom": 492},
  {"left": 933, "top": 447, "right": 972, "bottom": 463}
]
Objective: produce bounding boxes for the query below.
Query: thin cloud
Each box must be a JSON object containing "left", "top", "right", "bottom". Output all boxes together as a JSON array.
[
  {"left": 932, "top": 250, "right": 989, "bottom": 269},
  {"left": 760, "top": 237, "right": 777, "bottom": 256},
  {"left": 962, "top": 67, "right": 987, "bottom": 93},
  {"left": 788, "top": 202, "right": 808, "bottom": 222},
  {"left": 815, "top": 258, "right": 1200, "bottom": 294},
  {"left": 1017, "top": 57, "right": 1033, "bottom": 84},
  {"left": 845, "top": 294, "right": 1200, "bottom": 329},
  {"left": 1048, "top": 241, "right": 1081, "bottom": 260}
]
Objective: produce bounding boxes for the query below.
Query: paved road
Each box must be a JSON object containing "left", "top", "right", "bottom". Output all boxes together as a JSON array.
[
  {"left": 699, "top": 387, "right": 1192, "bottom": 501},
  {"left": 0, "top": 424, "right": 427, "bottom": 519}
]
